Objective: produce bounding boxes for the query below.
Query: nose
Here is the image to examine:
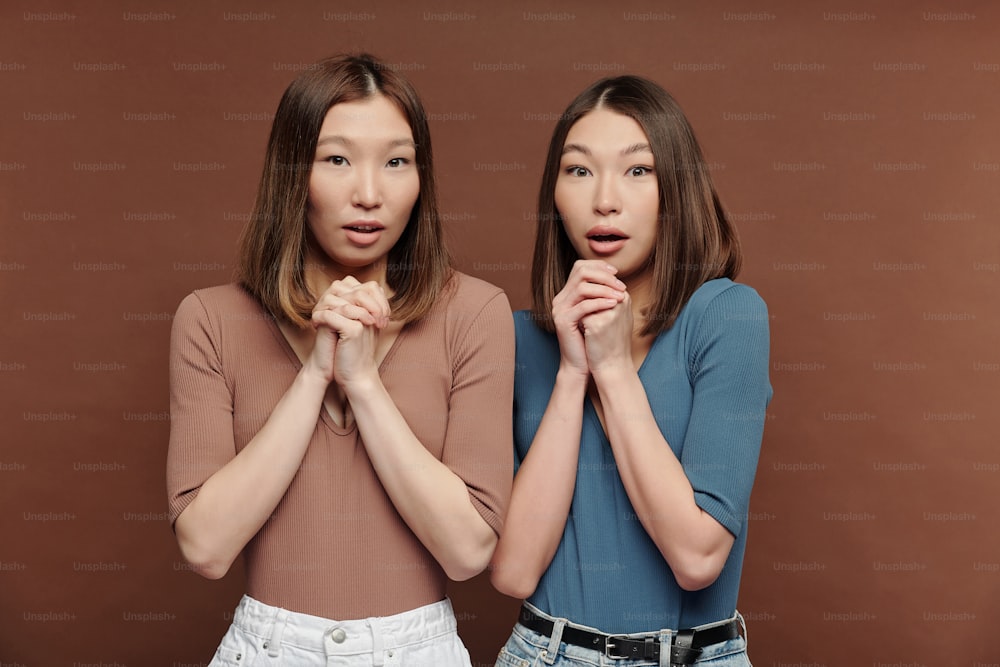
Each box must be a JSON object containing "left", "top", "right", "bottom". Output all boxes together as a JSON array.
[
  {"left": 593, "top": 174, "right": 620, "bottom": 216},
  {"left": 351, "top": 166, "right": 382, "bottom": 209}
]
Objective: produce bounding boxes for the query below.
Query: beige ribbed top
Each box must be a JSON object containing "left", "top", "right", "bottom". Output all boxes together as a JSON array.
[{"left": 166, "top": 273, "right": 514, "bottom": 619}]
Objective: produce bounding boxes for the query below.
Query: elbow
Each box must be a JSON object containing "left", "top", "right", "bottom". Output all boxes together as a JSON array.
[
  {"left": 490, "top": 566, "right": 538, "bottom": 600},
  {"left": 442, "top": 533, "right": 497, "bottom": 582},
  {"left": 178, "top": 540, "right": 233, "bottom": 580},
  {"left": 674, "top": 570, "right": 720, "bottom": 592},
  {"left": 488, "top": 548, "right": 540, "bottom": 599},
  {"left": 192, "top": 563, "right": 230, "bottom": 581},
  {"left": 175, "top": 523, "right": 235, "bottom": 581},
  {"left": 671, "top": 552, "right": 727, "bottom": 592}
]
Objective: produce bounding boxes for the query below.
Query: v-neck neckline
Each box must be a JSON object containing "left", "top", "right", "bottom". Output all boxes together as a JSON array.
[{"left": 265, "top": 313, "right": 409, "bottom": 436}]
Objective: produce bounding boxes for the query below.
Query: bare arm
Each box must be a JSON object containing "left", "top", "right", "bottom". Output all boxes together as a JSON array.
[
  {"left": 590, "top": 362, "right": 735, "bottom": 591},
  {"left": 327, "top": 278, "right": 513, "bottom": 581},
  {"left": 173, "top": 367, "right": 328, "bottom": 579},
  {"left": 490, "top": 260, "right": 626, "bottom": 598},
  {"left": 489, "top": 368, "right": 587, "bottom": 598},
  {"left": 582, "top": 287, "right": 769, "bottom": 591}
]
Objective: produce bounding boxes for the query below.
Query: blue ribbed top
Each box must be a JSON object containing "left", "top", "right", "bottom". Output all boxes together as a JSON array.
[{"left": 514, "top": 278, "right": 772, "bottom": 633}]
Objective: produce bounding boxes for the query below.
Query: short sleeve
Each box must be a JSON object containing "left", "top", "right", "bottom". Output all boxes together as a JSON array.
[
  {"left": 440, "top": 290, "right": 516, "bottom": 536},
  {"left": 682, "top": 285, "right": 772, "bottom": 537},
  {"left": 165, "top": 292, "right": 237, "bottom": 526}
]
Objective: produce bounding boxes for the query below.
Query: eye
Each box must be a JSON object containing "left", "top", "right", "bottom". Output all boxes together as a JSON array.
[
  {"left": 386, "top": 157, "right": 411, "bottom": 168},
  {"left": 564, "top": 166, "right": 591, "bottom": 177},
  {"left": 629, "top": 166, "right": 653, "bottom": 177},
  {"left": 325, "top": 155, "right": 348, "bottom": 166}
]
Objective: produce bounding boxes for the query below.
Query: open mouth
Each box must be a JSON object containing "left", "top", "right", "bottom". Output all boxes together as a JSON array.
[
  {"left": 586, "top": 227, "right": 629, "bottom": 255},
  {"left": 345, "top": 224, "right": 384, "bottom": 233}
]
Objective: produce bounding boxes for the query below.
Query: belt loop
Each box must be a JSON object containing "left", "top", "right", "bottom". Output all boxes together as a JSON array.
[
  {"left": 542, "top": 617, "right": 564, "bottom": 665},
  {"left": 658, "top": 630, "right": 673, "bottom": 667},
  {"left": 267, "top": 608, "right": 288, "bottom": 658},
  {"left": 369, "top": 616, "right": 385, "bottom": 667},
  {"left": 736, "top": 610, "right": 748, "bottom": 644}
]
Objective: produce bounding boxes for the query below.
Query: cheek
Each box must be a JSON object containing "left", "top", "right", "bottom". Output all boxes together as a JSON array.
[
  {"left": 553, "top": 183, "right": 578, "bottom": 222},
  {"left": 403, "top": 176, "right": 420, "bottom": 209}
]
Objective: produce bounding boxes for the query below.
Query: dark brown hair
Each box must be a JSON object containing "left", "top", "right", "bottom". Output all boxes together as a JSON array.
[
  {"left": 237, "top": 54, "right": 451, "bottom": 326},
  {"left": 532, "top": 75, "right": 741, "bottom": 335}
]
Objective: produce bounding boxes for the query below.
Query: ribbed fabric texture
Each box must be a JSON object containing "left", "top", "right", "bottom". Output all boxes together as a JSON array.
[
  {"left": 166, "top": 274, "right": 514, "bottom": 619},
  {"left": 513, "top": 278, "right": 772, "bottom": 633}
]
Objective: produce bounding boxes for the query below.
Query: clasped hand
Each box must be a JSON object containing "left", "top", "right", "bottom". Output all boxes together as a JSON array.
[
  {"left": 552, "top": 260, "right": 634, "bottom": 376},
  {"left": 305, "top": 276, "right": 390, "bottom": 387}
]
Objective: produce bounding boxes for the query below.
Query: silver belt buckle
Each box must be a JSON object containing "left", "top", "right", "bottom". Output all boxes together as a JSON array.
[{"left": 604, "top": 635, "right": 629, "bottom": 660}]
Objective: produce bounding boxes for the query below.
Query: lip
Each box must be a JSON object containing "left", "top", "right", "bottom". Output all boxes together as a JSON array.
[
  {"left": 586, "top": 225, "right": 630, "bottom": 240},
  {"left": 343, "top": 220, "right": 385, "bottom": 247},
  {"left": 586, "top": 225, "right": 629, "bottom": 256}
]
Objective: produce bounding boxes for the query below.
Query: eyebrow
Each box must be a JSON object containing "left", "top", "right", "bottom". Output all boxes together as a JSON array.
[
  {"left": 316, "top": 135, "right": 416, "bottom": 149},
  {"left": 622, "top": 142, "right": 652, "bottom": 156},
  {"left": 561, "top": 142, "right": 652, "bottom": 156}
]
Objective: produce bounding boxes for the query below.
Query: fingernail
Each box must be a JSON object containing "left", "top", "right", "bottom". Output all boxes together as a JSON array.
[{"left": 615, "top": 280, "right": 626, "bottom": 289}]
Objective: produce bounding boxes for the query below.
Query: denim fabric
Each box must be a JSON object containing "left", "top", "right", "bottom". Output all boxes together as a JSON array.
[
  {"left": 208, "top": 595, "right": 472, "bottom": 666},
  {"left": 495, "top": 604, "right": 751, "bottom": 667}
]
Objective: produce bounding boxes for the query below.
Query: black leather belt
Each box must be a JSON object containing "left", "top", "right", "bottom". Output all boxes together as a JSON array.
[{"left": 518, "top": 605, "right": 740, "bottom": 665}]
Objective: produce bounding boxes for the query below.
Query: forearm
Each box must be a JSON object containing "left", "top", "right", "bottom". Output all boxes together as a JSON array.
[
  {"left": 490, "top": 368, "right": 587, "bottom": 599},
  {"left": 593, "top": 367, "right": 735, "bottom": 591},
  {"left": 174, "top": 369, "right": 327, "bottom": 579},
  {"left": 344, "top": 376, "right": 498, "bottom": 581}
]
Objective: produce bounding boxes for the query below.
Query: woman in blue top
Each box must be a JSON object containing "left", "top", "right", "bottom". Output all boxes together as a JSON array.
[{"left": 491, "top": 75, "right": 772, "bottom": 667}]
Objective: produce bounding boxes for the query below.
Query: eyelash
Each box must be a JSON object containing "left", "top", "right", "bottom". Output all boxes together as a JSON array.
[
  {"left": 324, "top": 156, "right": 412, "bottom": 168},
  {"left": 563, "top": 165, "right": 654, "bottom": 177}
]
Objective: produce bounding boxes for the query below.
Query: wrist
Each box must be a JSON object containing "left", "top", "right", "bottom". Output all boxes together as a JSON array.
[
  {"left": 555, "top": 365, "right": 590, "bottom": 391},
  {"left": 589, "top": 362, "right": 634, "bottom": 387},
  {"left": 296, "top": 364, "right": 332, "bottom": 392},
  {"left": 339, "top": 371, "right": 382, "bottom": 399}
]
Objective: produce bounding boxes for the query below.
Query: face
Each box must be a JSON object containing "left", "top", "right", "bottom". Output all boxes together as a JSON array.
[
  {"left": 554, "top": 108, "right": 660, "bottom": 282},
  {"left": 306, "top": 94, "right": 419, "bottom": 283}
]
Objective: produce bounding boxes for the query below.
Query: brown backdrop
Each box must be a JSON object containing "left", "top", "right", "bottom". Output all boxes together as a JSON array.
[{"left": 2, "top": 1, "right": 998, "bottom": 665}]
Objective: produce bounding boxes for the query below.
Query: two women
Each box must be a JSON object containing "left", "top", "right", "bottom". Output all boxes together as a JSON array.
[
  {"left": 167, "top": 54, "right": 513, "bottom": 666},
  {"left": 168, "top": 55, "right": 770, "bottom": 667}
]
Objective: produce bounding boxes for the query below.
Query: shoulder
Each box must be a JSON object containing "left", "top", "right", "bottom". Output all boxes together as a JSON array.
[
  {"left": 444, "top": 271, "right": 506, "bottom": 307},
  {"left": 688, "top": 278, "right": 766, "bottom": 313},
  {"left": 680, "top": 279, "right": 768, "bottom": 332},
  {"left": 436, "top": 271, "right": 511, "bottom": 323},
  {"left": 173, "top": 283, "right": 266, "bottom": 332},
  {"left": 187, "top": 282, "right": 259, "bottom": 309},
  {"left": 679, "top": 280, "right": 770, "bottom": 366},
  {"left": 512, "top": 309, "right": 557, "bottom": 356},
  {"left": 513, "top": 308, "right": 548, "bottom": 333}
]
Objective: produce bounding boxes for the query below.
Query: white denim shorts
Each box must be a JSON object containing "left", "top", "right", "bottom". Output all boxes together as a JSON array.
[{"left": 208, "top": 595, "right": 473, "bottom": 666}]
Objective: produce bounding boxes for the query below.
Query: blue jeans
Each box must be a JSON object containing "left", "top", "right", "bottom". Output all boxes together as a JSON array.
[{"left": 495, "top": 603, "right": 752, "bottom": 667}]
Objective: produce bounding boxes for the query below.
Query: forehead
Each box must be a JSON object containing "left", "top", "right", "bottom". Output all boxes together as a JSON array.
[
  {"left": 318, "top": 94, "right": 413, "bottom": 138},
  {"left": 564, "top": 108, "right": 649, "bottom": 147}
]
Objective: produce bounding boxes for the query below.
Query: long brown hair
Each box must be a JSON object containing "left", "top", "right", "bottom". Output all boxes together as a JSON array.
[
  {"left": 237, "top": 54, "right": 451, "bottom": 326},
  {"left": 532, "top": 75, "right": 741, "bottom": 335}
]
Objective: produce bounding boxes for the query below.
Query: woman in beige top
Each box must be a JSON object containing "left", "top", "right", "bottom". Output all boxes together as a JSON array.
[{"left": 166, "top": 54, "right": 514, "bottom": 666}]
